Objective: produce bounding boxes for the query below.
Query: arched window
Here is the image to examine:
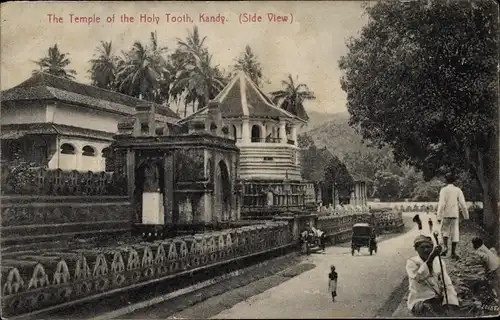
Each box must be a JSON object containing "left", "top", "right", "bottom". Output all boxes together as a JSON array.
[
  {"left": 82, "top": 145, "right": 96, "bottom": 157},
  {"left": 60, "top": 143, "right": 75, "bottom": 155},
  {"left": 232, "top": 125, "right": 237, "bottom": 141},
  {"left": 251, "top": 125, "right": 261, "bottom": 142}
]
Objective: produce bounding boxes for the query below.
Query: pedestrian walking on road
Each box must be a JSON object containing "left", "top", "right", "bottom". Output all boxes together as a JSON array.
[
  {"left": 413, "top": 214, "right": 423, "bottom": 234},
  {"left": 328, "top": 265, "right": 338, "bottom": 302},
  {"left": 437, "top": 173, "right": 469, "bottom": 260},
  {"left": 428, "top": 218, "right": 433, "bottom": 233}
]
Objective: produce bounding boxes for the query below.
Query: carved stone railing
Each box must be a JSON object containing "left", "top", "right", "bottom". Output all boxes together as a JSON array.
[
  {"left": 1, "top": 167, "right": 127, "bottom": 196},
  {"left": 316, "top": 211, "right": 405, "bottom": 245},
  {"left": 368, "top": 202, "right": 482, "bottom": 212},
  {"left": 316, "top": 205, "right": 370, "bottom": 216},
  {"left": 1, "top": 221, "right": 292, "bottom": 318}
]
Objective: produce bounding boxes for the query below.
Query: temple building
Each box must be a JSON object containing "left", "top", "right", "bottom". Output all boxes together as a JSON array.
[
  {"left": 1, "top": 72, "right": 368, "bottom": 224},
  {"left": 178, "top": 72, "right": 309, "bottom": 218},
  {"left": 0, "top": 73, "right": 179, "bottom": 172},
  {"left": 111, "top": 101, "right": 240, "bottom": 234}
]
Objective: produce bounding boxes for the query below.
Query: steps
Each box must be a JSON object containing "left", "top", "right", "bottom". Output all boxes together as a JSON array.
[{"left": 239, "top": 145, "right": 301, "bottom": 180}]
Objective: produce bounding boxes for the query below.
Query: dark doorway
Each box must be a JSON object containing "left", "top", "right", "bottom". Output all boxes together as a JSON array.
[
  {"left": 215, "top": 160, "right": 231, "bottom": 221},
  {"left": 251, "top": 125, "right": 261, "bottom": 142}
]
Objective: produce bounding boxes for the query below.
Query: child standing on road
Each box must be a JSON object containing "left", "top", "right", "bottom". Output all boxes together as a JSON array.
[{"left": 328, "top": 265, "right": 338, "bottom": 302}]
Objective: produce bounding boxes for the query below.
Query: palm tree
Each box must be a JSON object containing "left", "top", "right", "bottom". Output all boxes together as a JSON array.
[
  {"left": 88, "top": 41, "right": 117, "bottom": 90},
  {"left": 171, "top": 26, "right": 226, "bottom": 115},
  {"left": 172, "top": 53, "right": 226, "bottom": 113},
  {"left": 233, "top": 45, "right": 263, "bottom": 87},
  {"left": 115, "top": 31, "right": 171, "bottom": 103},
  {"left": 176, "top": 26, "right": 207, "bottom": 59},
  {"left": 270, "top": 74, "right": 315, "bottom": 121},
  {"left": 32, "top": 44, "right": 77, "bottom": 79}
]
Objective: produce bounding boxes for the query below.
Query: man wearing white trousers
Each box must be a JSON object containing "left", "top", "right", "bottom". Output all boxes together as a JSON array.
[{"left": 437, "top": 173, "right": 469, "bottom": 260}]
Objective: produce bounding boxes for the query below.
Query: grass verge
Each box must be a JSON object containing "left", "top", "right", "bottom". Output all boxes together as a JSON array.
[{"left": 390, "top": 220, "right": 498, "bottom": 317}]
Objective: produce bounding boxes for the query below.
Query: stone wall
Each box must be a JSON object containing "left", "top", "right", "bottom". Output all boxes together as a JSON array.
[
  {"left": 1, "top": 167, "right": 127, "bottom": 196},
  {"left": 0, "top": 196, "right": 132, "bottom": 245},
  {"left": 368, "top": 201, "right": 482, "bottom": 211},
  {"left": 316, "top": 212, "right": 405, "bottom": 244},
  {"left": 1, "top": 221, "right": 292, "bottom": 318}
]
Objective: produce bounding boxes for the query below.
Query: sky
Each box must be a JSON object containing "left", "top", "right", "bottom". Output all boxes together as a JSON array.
[{"left": 1, "top": 1, "right": 371, "bottom": 115}]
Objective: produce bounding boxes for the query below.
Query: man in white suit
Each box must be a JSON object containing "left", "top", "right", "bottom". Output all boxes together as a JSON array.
[{"left": 437, "top": 173, "right": 469, "bottom": 260}]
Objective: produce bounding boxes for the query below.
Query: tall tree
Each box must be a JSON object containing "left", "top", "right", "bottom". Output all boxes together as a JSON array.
[
  {"left": 115, "top": 31, "right": 171, "bottom": 103},
  {"left": 339, "top": 0, "right": 499, "bottom": 244},
  {"left": 270, "top": 74, "right": 315, "bottom": 121},
  {"left": 233, "top": 45, "right": 263, "bottom": 87},
  {"left": 171, "top": 26, "right": 226, "bottom": 113},
  {"left": 373, "top": 171, "right": 401, "bottom": 200},
  {"left": 176, "top": 26, "right": 207, "bottom": 58},
  {"left": 88, "top": 41, "right": 117, "bottom": 90},
  {"left": 32, "top": 44, "right": 77, "bottom": 79}
]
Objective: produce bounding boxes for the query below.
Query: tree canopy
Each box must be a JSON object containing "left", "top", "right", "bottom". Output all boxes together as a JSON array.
[
  {"left": 232, "top": 45, "right": 263, "bottom": 87},
  {"left": 339, "top": 0, "right": 498, "bottom": 234},
  {"left": 270, "top": 74, "right": 315, "bottom": 121},
  {"left": 32, "top": 44, "right": 77, "bottom": 80},
  {"left": 298, "top": 133, "right": 354, "bottom": 202}
]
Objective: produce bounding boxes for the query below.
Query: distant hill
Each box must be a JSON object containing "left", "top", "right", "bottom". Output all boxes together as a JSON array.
[
  {"left": 305, "top": 111, "right": 373, "bottom": 160},
  {"left": 299, "top": 110, "right": 337, "bottom": 133}
]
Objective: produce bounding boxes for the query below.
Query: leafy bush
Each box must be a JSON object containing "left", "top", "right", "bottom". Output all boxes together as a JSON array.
[{"left": 2, "top": 152, "right": 39, "bottom": 195}]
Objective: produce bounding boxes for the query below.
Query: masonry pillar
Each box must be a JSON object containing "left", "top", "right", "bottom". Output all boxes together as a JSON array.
[
  {"left": 355, "top": 184, "right": 359, "bottom": 206},
  {"left": 126, "top": 149, "right": 135, "bottom": 199},
  {"left": 279, "top": 121, "right": 287, "bottom": 144},
  {"left": 261, "top": 124, "right": 267, "bottom": 141},
  {"left": 163, "top": 152, "right": 175, "bottom": 224},
  {"left": 290, "top": 125, "right": 297, "bottom": 146},
  {"left": 75, "top": 148, "right": 82, "bottom": 171},
  {"left": 210, "top": 151, "right": 218, "bottom": 222},
  {"left": 241, "top": 119, "right": 250, "bottom": 144}
]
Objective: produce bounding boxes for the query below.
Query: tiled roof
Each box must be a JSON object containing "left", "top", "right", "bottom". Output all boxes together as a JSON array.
[
  {"left": 0, "top": 123, "right": 115, "bottom": 141},
  {"left": 211, "top": 72, "right": 306, "bottom": 121},
  {"left": 1, "top": 73, "right": 179, "bottom": 123}
]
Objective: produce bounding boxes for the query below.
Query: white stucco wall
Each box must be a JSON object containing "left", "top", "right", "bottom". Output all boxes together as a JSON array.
[
  {"left": 2, "top": 101, "right": 125, "bottom": 134},
  {"left": 52, "top": 103, "right": 124, "bottom": 133}
]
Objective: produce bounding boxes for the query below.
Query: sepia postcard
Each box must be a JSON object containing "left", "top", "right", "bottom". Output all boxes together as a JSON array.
[{"left": 0, "top": 0, "right": 498, "bottom": 319}]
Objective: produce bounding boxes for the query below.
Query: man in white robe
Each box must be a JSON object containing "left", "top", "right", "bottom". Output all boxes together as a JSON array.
[{"left": 406, "top": 235, "right": 459, "bottom": 316}]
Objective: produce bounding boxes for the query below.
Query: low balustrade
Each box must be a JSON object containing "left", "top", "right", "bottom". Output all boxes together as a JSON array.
[
  {"left": 250, "top": 137, "right": 282, "bottom": 143},
  {"left": 316, "top": 205, "right": 371, "bottom": 216},
  {"left": 1, "top": 221, "right": 292, "bottom": 317},
  {"left": 1, "top": 167, "right": 127, "bottom": 196},
  {"left": 316, "top": 211, "right": 405, "bottom": 244}
]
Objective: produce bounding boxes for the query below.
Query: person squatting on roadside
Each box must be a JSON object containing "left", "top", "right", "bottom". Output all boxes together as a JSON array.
[
  {"left": 406, "top": 235, "right": 459, "bottom": 317},
  {"left": 472, "top": 237, "right": 500, "bottom": 296},
  {"left": 437, "top": 173, "right": 469, "bottom": 260}
]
